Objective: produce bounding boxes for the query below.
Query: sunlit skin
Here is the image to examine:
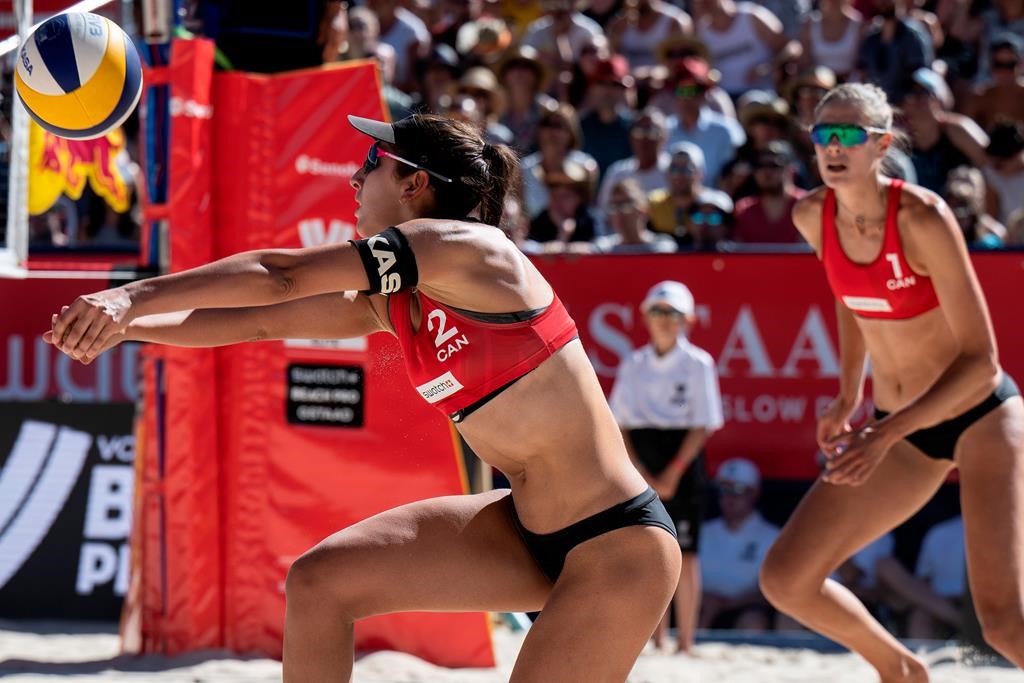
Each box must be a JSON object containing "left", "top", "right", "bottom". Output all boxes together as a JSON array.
[
  {"left": 45, "top": 126, "right": 684, "bottom": 682},
  {"left": 759, "top": 95, "right": 1024, "bottom": 683}
]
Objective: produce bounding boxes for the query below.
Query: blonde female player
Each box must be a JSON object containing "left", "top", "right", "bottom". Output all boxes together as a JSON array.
[
  {"left": 46, "top": 114, "right": 681, "bottom": 682},
  {"left": 758, "top": 83, "right": 1024, "bottom": 682}
]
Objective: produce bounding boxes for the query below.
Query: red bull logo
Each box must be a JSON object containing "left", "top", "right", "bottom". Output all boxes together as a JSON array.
[{"left": 29, "top": 121, "right": 129, "bottom": 216}]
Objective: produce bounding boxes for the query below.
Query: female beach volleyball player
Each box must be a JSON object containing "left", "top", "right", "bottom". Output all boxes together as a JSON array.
[
  {"left": 46, "top": 114, "right": 682, "bottom": 682},
  {"left": 757, "top": 83, "right": 1024, "bottom": 682}
]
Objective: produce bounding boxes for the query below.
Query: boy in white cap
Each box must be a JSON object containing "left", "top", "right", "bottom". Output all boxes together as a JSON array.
[
  {"left": 610, "top": 280, "right": 724, "bottom": 652},
  {"left": 698, "top": 457, "right": 780, "bottom": 631}
]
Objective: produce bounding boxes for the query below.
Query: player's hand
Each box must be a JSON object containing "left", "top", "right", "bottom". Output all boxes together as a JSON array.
[
  {"left": 51, "top": 288, "right": 134, "bottom": 363},
  {"left": 821, "top": 421, "right": 897, "bottom": 486},
  {"left": 817, "top": 395, "right": 859, "bottom": 457},
  {"left": 44, "top": 308, "right": 129, "bottom": 364}
]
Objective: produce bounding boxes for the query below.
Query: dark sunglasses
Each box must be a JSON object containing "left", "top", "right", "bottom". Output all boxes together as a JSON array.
[
  {"left": 646, "top": 306, "right": 683, "bottom": 318},
  {"left": 755, "top": 159, "right": 786, "bottom": 170},
  {"left": 670, "top": 163, "right": 697, "bottom": 175},
  {"left": 809, "top": 123, "right": 888, "bottom": 147},
  {"left": 993, "top": 59, "right": 1019, "bottom": 70},
  {"left": 691, "top": 210, "right": 725, "bottom": 226},
  {"left": 363, "top": 143, "right": 453, "bottom": 184},
  {"left": 675, "top": 84, "right": 704, "bottom": 99}
]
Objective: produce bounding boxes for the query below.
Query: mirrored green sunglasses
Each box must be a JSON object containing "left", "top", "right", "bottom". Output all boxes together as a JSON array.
[{"left": 809, "top": 123, "right": 888, "bottom": 147}]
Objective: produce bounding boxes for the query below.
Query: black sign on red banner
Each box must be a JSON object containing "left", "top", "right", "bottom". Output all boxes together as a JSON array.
[
  {"left": 0, "top": 402, "right": 135, "bottom": 620},
  {"left": 286, "top": 363, "right": 365, "bottom": 428}
]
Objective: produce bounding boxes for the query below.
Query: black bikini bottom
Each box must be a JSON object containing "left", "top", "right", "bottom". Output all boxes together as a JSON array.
[
  {"left": 509, "top": 487, "right": 677, "bottom": 583},
  {"left": 874, "top": 373, "right": 1020, "bottom": 460}
]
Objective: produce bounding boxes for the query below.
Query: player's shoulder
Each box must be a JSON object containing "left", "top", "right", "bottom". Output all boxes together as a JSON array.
[
  {"left": 793, "top": 186, "right": 829, "bottom": 221},
  {"left": 896, "top": 182, "right": 946, "bottom": 222}
]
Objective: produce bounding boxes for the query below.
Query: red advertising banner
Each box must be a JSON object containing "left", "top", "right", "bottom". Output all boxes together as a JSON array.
[
  {"left": 533, "top": 251, "right": 1024, "bottom": 480},
  {"left": 0, "top": 277, "right": 140, "bottom": 403},
  {"left": 202, "top": 61, "right": 494, "bottom": 666}
]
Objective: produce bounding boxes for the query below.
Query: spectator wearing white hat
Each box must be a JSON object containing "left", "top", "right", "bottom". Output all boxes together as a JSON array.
[
  {"left": 610, "top": 280, "right": 723, "bottom": 652},
  {"left": 699, "top": 458, "right": 781, "bottom": 632}
]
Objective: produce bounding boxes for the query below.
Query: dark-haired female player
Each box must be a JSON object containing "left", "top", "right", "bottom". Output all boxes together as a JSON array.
[
  {"left": 759, "top": 84, "right": 1024, "bottom": 682},
  {"left": 47, "top": 114, "right": 681, "bottom": 682}
]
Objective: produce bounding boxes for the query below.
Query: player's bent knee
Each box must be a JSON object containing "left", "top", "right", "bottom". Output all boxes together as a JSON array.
[
  {"left": 759, "top": 547, "right": 807, "bottom": 609},
  {"left": 977, "top": 604, "right": 1024, "bottom": 657},
  {"left": 285, "top": 541, "right": 372, "bottom": 619}
]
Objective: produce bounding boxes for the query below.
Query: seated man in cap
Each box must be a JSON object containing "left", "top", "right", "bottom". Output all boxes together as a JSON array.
[
  {"left": 699, "top": 458, "right": 781, "bottom": 632},
  {"left": 648, "top": 142, "right": 733, "bottom": 249}
]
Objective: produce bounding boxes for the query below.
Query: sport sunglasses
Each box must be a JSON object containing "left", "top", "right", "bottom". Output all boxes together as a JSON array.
[
  {"left": 363, "top": 142, "right": 453, "bottom": 183},
  {"left": 809, "top": 123, "right": 889, "bottom": 147}
]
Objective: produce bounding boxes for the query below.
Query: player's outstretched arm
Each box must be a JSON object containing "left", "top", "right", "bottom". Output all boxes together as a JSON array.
[{"left": 45, "top": 292, "right": 388, "bottom": 364}]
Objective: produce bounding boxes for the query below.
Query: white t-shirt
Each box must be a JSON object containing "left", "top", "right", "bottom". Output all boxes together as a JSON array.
[
  {"left": 610, "top": 339, "right": 724, "bottom": 430},
  {"left": 699, "top": 511, "right": 779, "bottom": 597},
  {"left": 915, "top": 516, "right": 966, "bottom": 598}
]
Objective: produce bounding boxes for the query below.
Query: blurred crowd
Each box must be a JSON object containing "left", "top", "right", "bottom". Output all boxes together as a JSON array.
[
  {"left": 4, "top": 0, "right": 1024, "bottom": 251},
  {"left": 309, "top": 0, "right": 1024, "bottom": 251}
]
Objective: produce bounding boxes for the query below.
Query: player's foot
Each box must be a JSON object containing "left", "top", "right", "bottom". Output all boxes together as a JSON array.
[{"left": 879, "top": 654, "right": 929, "bottom": 683}]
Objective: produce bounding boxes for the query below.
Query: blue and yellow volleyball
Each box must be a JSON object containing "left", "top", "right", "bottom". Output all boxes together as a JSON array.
[{"left": 14, "top": 12, "right": 143, "bottom": 140}]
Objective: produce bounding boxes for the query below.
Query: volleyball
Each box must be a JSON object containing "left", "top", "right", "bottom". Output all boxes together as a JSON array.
[{"left": 14, "top": 12, "right": 143, "bottom": 140}]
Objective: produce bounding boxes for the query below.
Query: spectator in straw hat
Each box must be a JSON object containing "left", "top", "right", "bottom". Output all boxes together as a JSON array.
[
  {"left": 455, "top": 16, "right": 515, "bottom": 68},
  {"left": 498, "top": 45, "right": 556, "bottom": 154},
  {"left": 664, "top": 57, "right": 746, "bottom": 187},
  {"left": 579, "top": 54, "right": 637, "bottom": 177},
  {"left": 456, "top": 67, "right": 514, "bottom": 145},
  {"left": 528, "top": 159, "right": 600, "bottom": 250}
]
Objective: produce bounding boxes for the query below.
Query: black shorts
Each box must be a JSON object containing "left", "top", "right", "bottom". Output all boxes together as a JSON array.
[
  {"left": 509, "top": 488, "right": 676, "bottom": 583},
  {"left": 626, "top": 428, "right": 707, "bottom": 553},
  {"left": 874, "top": 373, "right": 1020, "bottom": 460}
]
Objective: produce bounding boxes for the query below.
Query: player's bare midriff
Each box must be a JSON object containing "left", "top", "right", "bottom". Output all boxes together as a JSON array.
[
  {"left": 455, "top": 340, "right": 650, "bottom": 534},
  {"left": 856, "top": 305, "right": 999, "bottom": 416}
]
